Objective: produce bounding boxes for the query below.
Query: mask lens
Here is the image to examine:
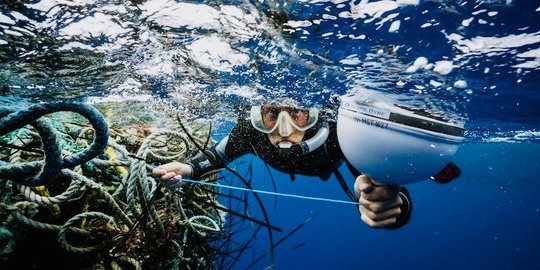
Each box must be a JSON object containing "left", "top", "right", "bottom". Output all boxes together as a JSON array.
[
  {"left": 288, "top": 108, "right": 310, "bottom": 127},
  {"left": 251, "top": 105, "right": 318, "bottom": 133},
  {"left": 262, "top": 106, "right": 310, "bottom": 129},
  {"left": 261, "top": 107, "right": 280, "bottom": 130}
]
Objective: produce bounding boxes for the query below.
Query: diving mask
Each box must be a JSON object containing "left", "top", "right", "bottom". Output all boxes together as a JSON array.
[{"left": 250, "top": 105, "right": 319, "bottom": 135}]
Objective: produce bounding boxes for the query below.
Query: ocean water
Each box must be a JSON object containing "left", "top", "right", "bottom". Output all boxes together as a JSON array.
[
  {"left": 1, "top": 0, "right": 539, "bottom": 269},
  {"left": 229, "top": 143, "right": 540, "bottom": 269}
]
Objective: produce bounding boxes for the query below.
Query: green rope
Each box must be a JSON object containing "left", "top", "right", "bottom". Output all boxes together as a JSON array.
[
  {"left": 111, "top": 255, "right": 142, "bottom": 270},
  {"left": 58, "top": 211, "right": 118, "bottom": 254},
  {"left": 0, "top": 227, "right": 15, "bottom": 260},
  {"left": 0, "top": 102, "right": 109, "bottom": 186},
  {"left": 0, "top": 112, "right": 223, "bottom": 268},
  {"left": 126, "top": 130, "right": 188, "bottom": 235},
  {"left": 62, "top": 169, "right": 133, "bottom": 227},
  {"left": 1, "top": 202, "right": 87, "bottom": 235}
]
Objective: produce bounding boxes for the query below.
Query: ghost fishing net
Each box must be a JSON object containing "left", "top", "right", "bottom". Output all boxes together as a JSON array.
[{"left": 0, "top": 101, "right": 243, "bottom": 269}]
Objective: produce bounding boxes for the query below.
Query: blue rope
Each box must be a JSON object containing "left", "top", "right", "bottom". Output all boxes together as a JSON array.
[
  {"left": 167, "top": 177, "right": 360, "bottom": 205},
  {"left": 0, "top": 102, "right": 109, "bottom": 186}
]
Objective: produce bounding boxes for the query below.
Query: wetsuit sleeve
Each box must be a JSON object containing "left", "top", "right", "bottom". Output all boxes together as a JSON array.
[
  {"left": 185, "top": 121, "right": 254, "bottom": 179},
  {"left": 385, "top": 186, "right": 413, "bottom": 230},
  {"left": 184, "top": 146, "right": 225, "bottom": 180}
]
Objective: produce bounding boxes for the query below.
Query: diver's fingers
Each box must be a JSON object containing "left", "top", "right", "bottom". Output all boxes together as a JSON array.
[
  {"left": 155, "top": 162, "right": 183, "bottom": 174},
  {"left": 359, "top": 204, "right": 401, "bottom": 222},
  {"left": 160, "top": 172, "right": 177, "bottom": 181},
  {"left": 354, "top": 175, "right": 374, "bottom": 195},
  {"left": 152, "top": 167, "right": 167, "bottom": 176},
  {"left": 362, "top": 184, "right": 400, "bottom": 202},
  {"left": 359, "top": 194, "right": 402, "bottom": 213},
  {"left": 359, "top": 205, "right": 398, "bottom": 228}
]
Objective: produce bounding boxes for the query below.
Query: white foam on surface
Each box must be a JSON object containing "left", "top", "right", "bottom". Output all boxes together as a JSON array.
[
  {"left": 9, "top": 11, "right": 29, "bottom": 21},
  {"left": 405, "top": 57, "right": 428, "bottom": 73},
  {"left": 3, "top": 29, "right": 23, "bottom": 37},
  {"left": 140, "top": 1, "right": 261, "bottom": 41},
  {"left": 322, "top": 14, "right": 338, "bottom": 20},
  {"left": 59, "top": 41, "right": 94, "bottom": 51},
  {"left": 138, "top": 54, "right": 175, "bottom": 76},
  {"left": 448, "top": 31, "right": 540, "bottom": 69},
  {"left": 11, "top": 26, "right": 35, "bottom": 36},
  {"left": 59, "top": 12, "right": 129, "bottom": 38},
  {"left": 27, "top": 0, "right": 93, "bottom": 11},
  {"left": 513, "top": 47, "right": 540, "bottom": 68},
  {"left": 453, "top": 80, "right": 468, "bottom": 88},
  {"left": 483, "top": 131, "right": 540, "bottom": 143},
  {"left": 472, "top": 9, "right": 487, "bottom": 15},
  {"left": 339, "top": 0, "right": 418, "bottom": 21},
  {"left": 512, "top": 60, "right": 540, "bottom": 69},
  {"left": 322, "top": 32, "right": 334, "bottom": 37},
  {"left": 285, "top": 20, "right": 313, "bottom": 28},
  {"left": 217, "top": 85, "right": 263, "bottom": 100},
  {"left": 429, "top": 80, "right": 443, "bottom": 87},
  {"left": 448, "top": 32, "right": 540, "bottom": 54},
  {"left": 186, "top": 36, "right": 250, "bottom": 72},
  {"left": 433, "top": 60, "right": 454, "bottom": 75},
  {"left": 87, "top": 94, "right": 151, "bottom": 104},
  {"left": 0, "top": 14, "right": 15, "bottom": 25},
  {"left": 396, "top": 0, "right": 420, "bottom": 5},
  {"left": 339, "top": 55, "right": 362, "bottom": 65},
  {"left": 462, "top": 17, "right": 474, "bottom": 27},
  {"left": 140, "top": 0, "right": 219, "bottom": 29},
  {"left": 516, "top": 47, "right": 540, "bottom": 58},
  {"left": 389, "top": 20, "right": 401, "bottom": 33}
]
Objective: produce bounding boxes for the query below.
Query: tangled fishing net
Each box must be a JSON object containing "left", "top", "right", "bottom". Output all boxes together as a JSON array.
[{"left": 0, "top": 101, "right": 228, "bottom": 269}]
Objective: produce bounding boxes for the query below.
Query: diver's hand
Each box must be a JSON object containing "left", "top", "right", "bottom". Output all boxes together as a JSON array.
[
  {"left": 152, "top": 162, "right": 193, "bottom": 181},
  {"left": 354, "top": 175, "right": 403, "bottom": 228}
]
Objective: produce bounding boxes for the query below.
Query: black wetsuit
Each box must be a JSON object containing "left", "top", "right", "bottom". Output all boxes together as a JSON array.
[{"left": 186, "top": 118, "right": 412, "bottom": 229}]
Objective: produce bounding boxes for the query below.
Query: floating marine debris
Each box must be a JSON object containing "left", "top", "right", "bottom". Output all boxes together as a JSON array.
[{"left": 0, "top": 101, "right": 230, "bottom": 269}]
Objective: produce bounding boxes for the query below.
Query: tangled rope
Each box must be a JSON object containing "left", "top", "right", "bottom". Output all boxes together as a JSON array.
[
  {"left": 58, "top": 211, "right": 120, "bottom": 254},
  {"left": 0, "top": 102, "right": 225, "bottom": 269},
  {"left": 0, "top": 102, "right": 109, "bottom": 186}
]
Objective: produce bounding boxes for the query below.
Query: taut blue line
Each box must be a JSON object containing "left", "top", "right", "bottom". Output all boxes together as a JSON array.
[{"left": 177, "top": 178, "right": 360, "bottom": 205}]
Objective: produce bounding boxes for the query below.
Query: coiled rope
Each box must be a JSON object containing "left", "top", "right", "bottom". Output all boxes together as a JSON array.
[
  {"left": 0, "top": 102, "right": 109, "bottom": 186},
  {"left": 0, "top": 106, "right": 224, "bottom": 268},
  {"left": 58, "top": 211, "right": 120, "bottom": 254},
  {"left": 126, "top": 130, "right": 190, "bottom": 236}
]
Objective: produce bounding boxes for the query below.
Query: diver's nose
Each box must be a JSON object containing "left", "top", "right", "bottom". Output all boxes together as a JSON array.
[
  {"left": 277, "top": 112, "right": 294, "bottom": 137},
  {"left": 278, "top": 123, "right": 293, "bottom": 137}
]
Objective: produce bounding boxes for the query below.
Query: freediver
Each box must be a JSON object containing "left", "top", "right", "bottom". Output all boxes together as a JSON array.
[{"left": 152, "top": 98, "right": 418, "bottom": 229}]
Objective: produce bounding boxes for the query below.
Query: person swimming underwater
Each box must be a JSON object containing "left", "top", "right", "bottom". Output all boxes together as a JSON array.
[{"left": 154, "top": 99, "right": 414, "bottom": 229}]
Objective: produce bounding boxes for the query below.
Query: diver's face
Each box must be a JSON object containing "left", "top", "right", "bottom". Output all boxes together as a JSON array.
[
  {"left": 261, "top": 105, "right": 308, "bottom": 146},
  {"left": 267, "top": 127, "right": 306, "bottom": 146}
]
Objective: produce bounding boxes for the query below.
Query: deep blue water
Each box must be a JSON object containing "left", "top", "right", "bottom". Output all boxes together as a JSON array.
[
  {"left": 223, "top": 142, "right": 540, "bottom": 269},
  {"left": 1, "top": 0, "right": 540, "bottom": 269}
]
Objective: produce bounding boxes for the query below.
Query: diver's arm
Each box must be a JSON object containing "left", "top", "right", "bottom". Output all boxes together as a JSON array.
[
  {"left": 153, "top": 136, "right": 230, "bottom": 181},
  {"left": 184, "top": 140, "right": 228, "bottom": 179},
  {"left": 182, "top": 120, "right": 257, "bottom": 179}
]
